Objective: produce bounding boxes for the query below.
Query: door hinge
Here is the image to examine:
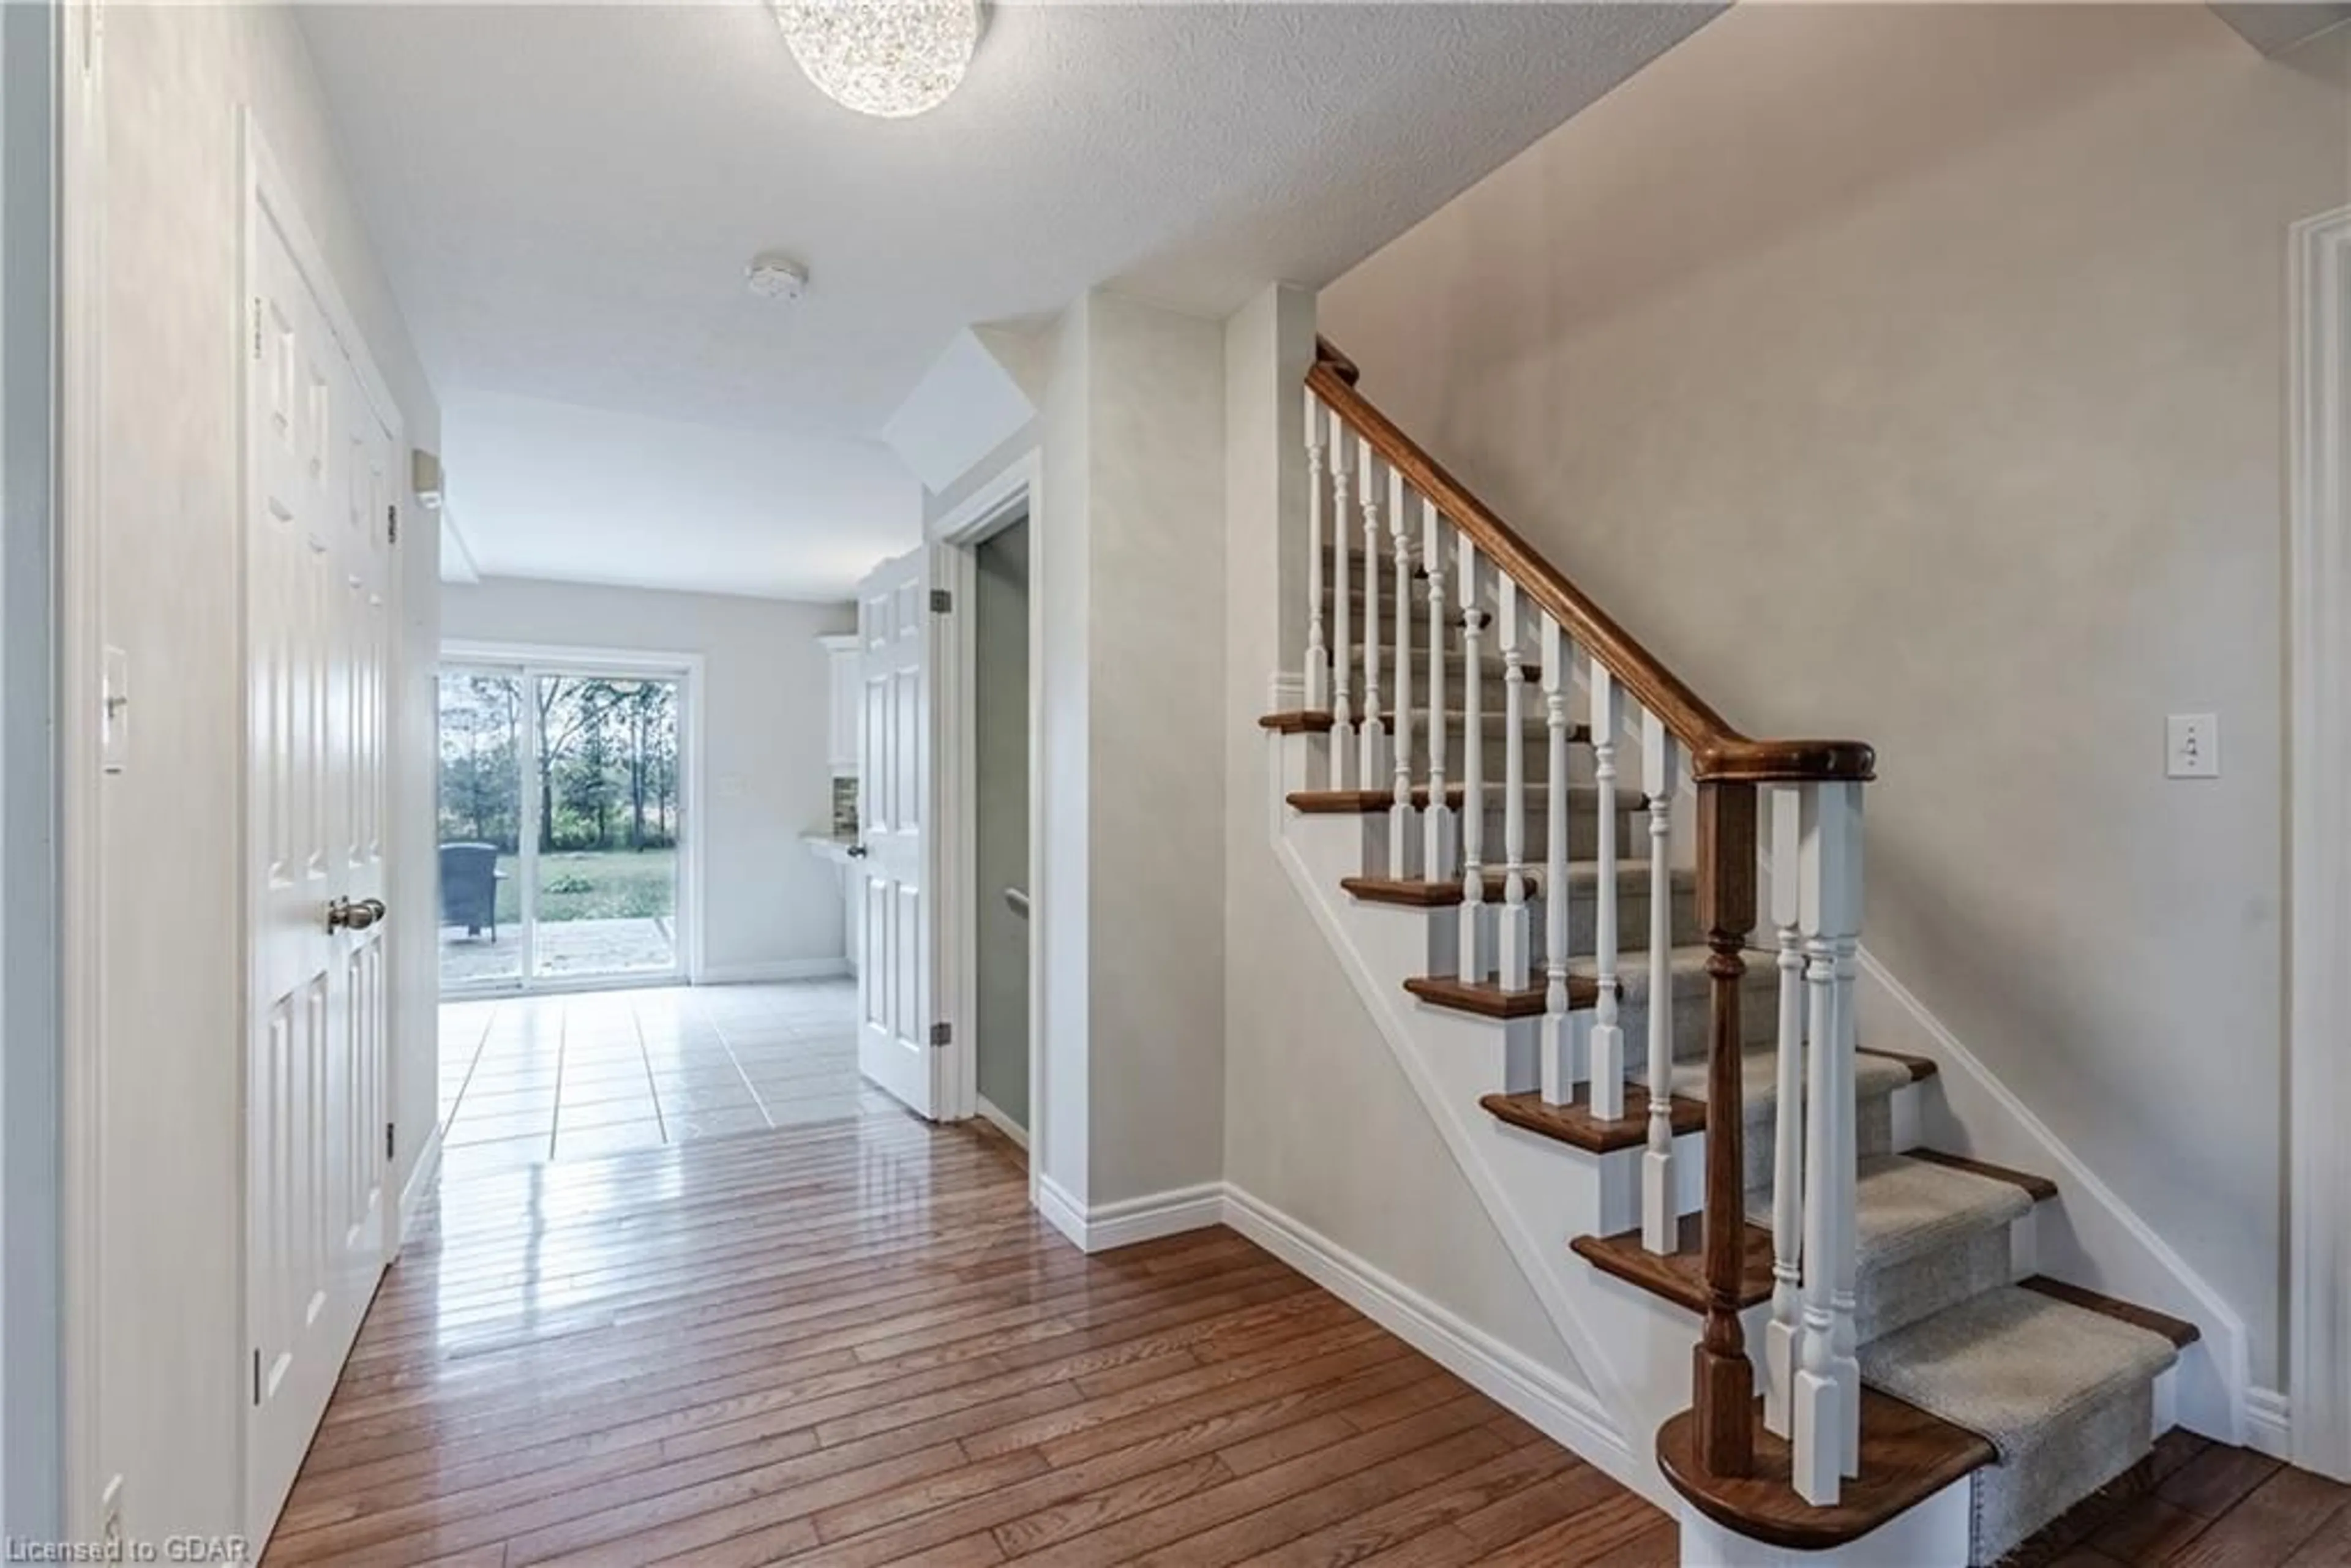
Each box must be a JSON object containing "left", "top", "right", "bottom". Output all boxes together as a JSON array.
[
  {"left": 252, "top": 1348, "right": 261, "bottom": 1406},
  {"left": 929, "top": 588, "right": 952, "bottom": 614},
  {"left": 930, "top": 1021, "right": 952, "bottom": 1048},
  {"left": 251, "top": 297, "right": 263, "bottom": 361},
  {"left": 386, "top": 1120, "right": 396, "bottom": 1162},
  {"left": 387, "top": 503, "right": 399, "bottom": 545}
]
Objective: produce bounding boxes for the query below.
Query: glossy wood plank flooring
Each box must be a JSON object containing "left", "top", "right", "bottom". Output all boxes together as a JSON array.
[
  {"left": 263, "top": 1105, "right": 1673, "bottom": 1566},
  {"left": 2006, "top": 1427, "right": 2351, "bottom": 1568}
]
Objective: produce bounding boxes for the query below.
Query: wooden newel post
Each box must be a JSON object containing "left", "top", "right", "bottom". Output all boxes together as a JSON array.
[{"left": 1692, "top": 778, "right": 1758, "bottom": 1477}]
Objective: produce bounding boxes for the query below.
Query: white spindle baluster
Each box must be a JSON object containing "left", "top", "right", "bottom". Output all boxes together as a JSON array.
[
  {"left": 1540, "top": 617, "right": 1575, "bottom": 1104},
  {"left": 1328, "top": 416, "right": 1354, "bottom": 780},
  {"left": 1793, "top": 780, "right": 1865, "bottom": 1504},
  {"left": 1456, "top": 542, "right": 1487, "bottom": 980},
  {"left": 1766, "top": 787, "right": 1805, "bottom": 1440},
  {"left": 1828, "top": 784, "right": 1865, "bottom": 1479},
  {"left": 1303, "top": 389, "right": 1329, "bottom": 713},
  {"left": 1388, "top": 467, "right": 1414, "bottom": 876},
  {"left": 1588, "top": 664, "right": 1624, "bottom": 1120},
  {"left": 1421, "top": 499, "right": 1450, "bottom": 882},
  {"left": 1357, "top": 442, "right": 1384, "bottom": 793},
  {"left": 1496, "top": 580, "right": 1530, "bottom": 990},
  {"left": 1640, "top": 711, "right": 1682, "bottom": 1254}
]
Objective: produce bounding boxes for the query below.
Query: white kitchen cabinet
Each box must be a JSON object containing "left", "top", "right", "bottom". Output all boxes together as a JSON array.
[{"left": 820, "top": 632, "right": 861, "bottom": 778}]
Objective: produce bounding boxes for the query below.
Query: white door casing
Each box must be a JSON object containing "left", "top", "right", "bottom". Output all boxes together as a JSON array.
[
  {"left": 857, "top": 547, "right": 939, "bottom": 1119},
  {"left": 244, "top": 143, "right": 394, "bottom": 1540}
]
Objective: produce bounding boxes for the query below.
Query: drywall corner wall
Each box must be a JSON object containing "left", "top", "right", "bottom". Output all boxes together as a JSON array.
[
  {"left": 438, "top": 580, "right": 854, "bottom": 978},
  {"left": 87, "top": 3, "right": 441, "bottom": 1539},
  {"left": 1037, "top": 301, "right": 1091, "bottom": 1210},
  {"left": 1220, "top": 284, "right": 1575, "bottom": 1387},
  {"left": 924, "top": 294, "right": 1228, "bottom": 1219},
  {"left": 1319, "top": 2, "right": 2351, "bottom": 1384},
  {"left": 1082, "top": 291, "right": 1228, "bottom": 1208}
]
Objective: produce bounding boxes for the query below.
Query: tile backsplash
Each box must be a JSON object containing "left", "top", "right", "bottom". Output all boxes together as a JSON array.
[{"left": 831, "top": 775, "right": 860, "bottom": 838}]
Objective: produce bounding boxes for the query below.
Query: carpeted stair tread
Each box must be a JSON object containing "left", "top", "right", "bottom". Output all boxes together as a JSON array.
[
  {"left": 1640, "top": 1043, "right": 1918, "bottom": 1104},
  {"left": 1576, "top": 1150, "right": 2039, "bottom": 1315},
  {"left": 1757, "top": 1153, "right": 2032, "bottom": 1277},
  {"left": 1858, "top": 1285, "right": 2181, "bottom": 1563},
  {"left": 1858, "top": 1285, "right": 2178, "bottom": 1458}
]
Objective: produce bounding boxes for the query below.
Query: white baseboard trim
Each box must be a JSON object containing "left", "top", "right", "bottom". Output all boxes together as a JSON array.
[
  {"left": 1033, "top": 1173, "right": 1226, "bottom": 1253},
  {"left": 396, "top": 1123, "right": 443, "bottom": 1250},
  {"left": 697, "top": 958, "right": 850, "bottom": 985},
  {"left": 975, "top": 1095, "right": 1029, "bottom": 1150},
  {"left": 2248, "top": 1386, "right": 2293, "bottom": 1460},
  {"left": 1220, "top": 1184, "right": 1635, "bottom": 1481},
  {"left": 1035, "top": 1171, "right": 1089, "bottom": 1251}
]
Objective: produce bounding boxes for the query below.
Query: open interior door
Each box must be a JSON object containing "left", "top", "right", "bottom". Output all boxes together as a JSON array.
[
  {"left": 855, "top": 546, "right": 941, "bottom": 1119},
  {"left": 245, "top": 177, "right": 394, "bottom": 1539}
]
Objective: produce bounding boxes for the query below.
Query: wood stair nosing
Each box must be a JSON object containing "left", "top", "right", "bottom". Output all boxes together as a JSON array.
[
  {"left": 1479, "top": 1049, "right": 1936, "bottom": 1154},
  {"left": 1344, "top": 863, "right": 1688, "bottom": 909},
  {"left": 1404, "top": 974, "right": 1587, "bottom": 1019},
  {"left": 1480, "top": 1087, "right": 1706, "bottom": 1154},
  {"left": 1648, "top": 1276, "right": 2195, "bottom": 1555},
  {"left": 1287, "top": 782, "right": 1644, "bottom": 815},
  {"left": 1569, "top": 1149, "right": 2055, "bottom": 1317},
  {"left": 1258, "top": 709, "right": 1589, "bottom": 741},
  {"left": 1657, "top": 1392, "right": 1997, "bottom": 1555}
]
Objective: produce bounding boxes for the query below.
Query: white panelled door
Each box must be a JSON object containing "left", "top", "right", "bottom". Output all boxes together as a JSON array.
[
  {"left": 856, "top": 547, "right": 940, "bottom": 1119},
  {"left": 246, "top": 189, "right": 395, "bottom": 1538}
]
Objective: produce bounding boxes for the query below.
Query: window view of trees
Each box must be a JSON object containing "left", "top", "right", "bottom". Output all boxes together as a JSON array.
[{"left": 436, "top": 671, "right": 681, "bottom": 853}]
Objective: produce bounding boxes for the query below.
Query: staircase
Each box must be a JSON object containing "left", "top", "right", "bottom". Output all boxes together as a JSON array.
[{"left": 1254, "top": 340, "right": 2202, "bottom": 1566}]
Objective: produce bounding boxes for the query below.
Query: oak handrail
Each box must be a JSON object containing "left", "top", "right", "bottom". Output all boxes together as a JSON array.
[{"left": 1307, "top": 344, "right": 1873, "bottom": 786}]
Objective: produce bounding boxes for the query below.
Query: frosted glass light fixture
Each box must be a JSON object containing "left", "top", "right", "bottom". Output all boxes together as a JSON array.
[{"left": 773, "top": 0, "right": 983, "bottom": 119}]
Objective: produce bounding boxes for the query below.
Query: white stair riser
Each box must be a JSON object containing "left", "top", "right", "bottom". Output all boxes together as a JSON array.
[{"left": 1406, "top": 881, "right": 1702, "bottom": 969}]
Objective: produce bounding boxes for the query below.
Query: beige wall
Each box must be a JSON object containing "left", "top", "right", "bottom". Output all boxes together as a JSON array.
[
  {"left": 921, "top": 293, "right": 1229, "bottom": 1215},
  {"left": 86, "top": 2, "right": 441, "bottom": 1537},
  {"left": 1082, "top": 292, "right": 1229, "bottom": 1205},
  {"left": 439, "top": 579, "right": 853, "bottom": 978},
  {"left": 1320, "top": 3, "right": 2351, "bottom": 1385}
]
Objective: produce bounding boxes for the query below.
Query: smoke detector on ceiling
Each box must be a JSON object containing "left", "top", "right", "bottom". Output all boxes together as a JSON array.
[{"left": 746, "top": 253, "right": 809, "bottom": 302}]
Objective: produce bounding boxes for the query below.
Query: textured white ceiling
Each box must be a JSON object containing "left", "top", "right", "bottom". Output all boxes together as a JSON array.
[
  {"left": 300, "top": 2, "right": 1715, "bottom": 594},
  {"left": 442, "top": 389, "right": 921, "bottom": 598}
]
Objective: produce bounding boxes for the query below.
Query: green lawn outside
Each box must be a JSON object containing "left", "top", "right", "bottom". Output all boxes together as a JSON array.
[{"left": 493, "top": 848, "right": 677, "bottom": 924}]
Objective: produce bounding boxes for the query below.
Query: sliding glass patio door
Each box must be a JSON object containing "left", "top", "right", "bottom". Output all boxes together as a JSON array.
[{"left": 437, "top": 658, "right": 689, "bottom": 994}]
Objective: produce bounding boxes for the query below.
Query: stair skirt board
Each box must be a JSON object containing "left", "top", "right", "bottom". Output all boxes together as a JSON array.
[{"left": 1856, "top": 949, "right": 2248, "bottom": 1442}]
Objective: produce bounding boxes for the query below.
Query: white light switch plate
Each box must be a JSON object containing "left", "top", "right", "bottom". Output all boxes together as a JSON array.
[
  {"left": 2167, "top": 713, "right": 2220, "bottom": 778},
  {"left": 101, "top": 645, "right": 129, "bottom": 774}
]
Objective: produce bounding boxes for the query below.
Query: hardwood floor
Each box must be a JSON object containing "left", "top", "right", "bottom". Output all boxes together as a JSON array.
[
  {"left": 2004, "top": 1429, "right": 2351, "bottom": 1568},
  {"left": 265, "top": 1080, "right": 2345, "bottom": 1567},
  {"left": 263, "top": 1104, "right": 1673, "bottom": 1566}
]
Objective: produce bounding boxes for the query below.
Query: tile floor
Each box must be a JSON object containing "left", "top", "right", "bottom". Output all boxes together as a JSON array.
[{"left": 435, "top": 978, "right": 893, "bottom": 1179}]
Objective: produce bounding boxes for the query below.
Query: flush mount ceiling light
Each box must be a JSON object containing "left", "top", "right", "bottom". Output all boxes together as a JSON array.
[
  {"left": 746, "top": 252, "right": 810, "bottom": 302},
  {"left": 772, "top": 0, "right": 983, "bottom": 119}
]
